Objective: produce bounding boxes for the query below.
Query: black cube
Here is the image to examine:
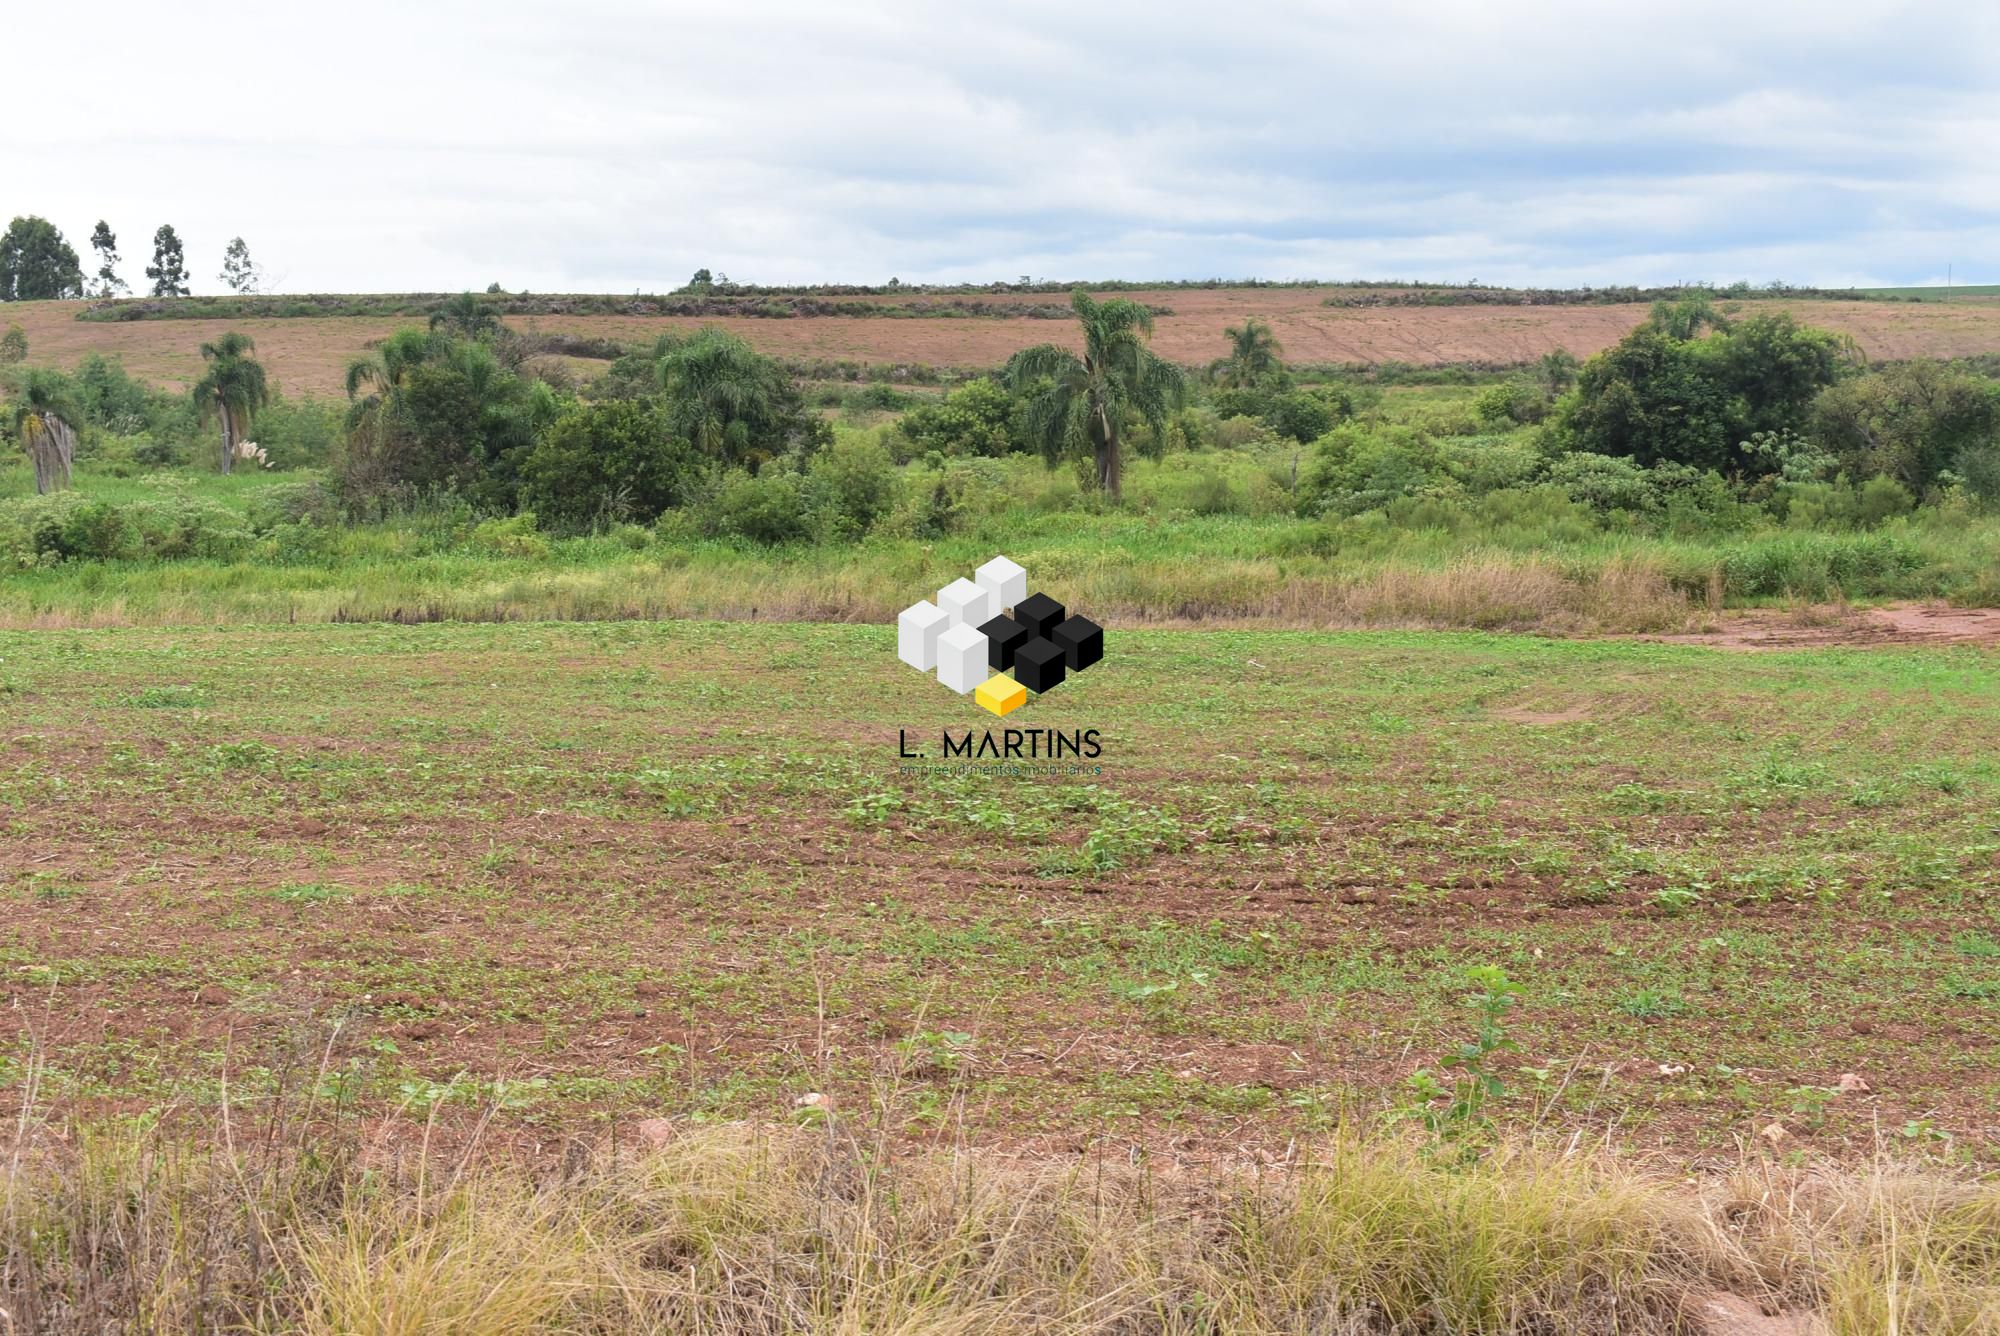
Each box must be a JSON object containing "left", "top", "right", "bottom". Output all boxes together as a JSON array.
[
  {"left": 1052, "top": 615, "right": 1103, "bottom": 671},
  {"left": 1012, "top": 636, "right": 1067, "bottom": 693},
  {"left": 979, "top": 614, "right": 1030, "bottom": 670},
  {"left": 1013, "top": 592, "right": 1066, "bottom": 641}
]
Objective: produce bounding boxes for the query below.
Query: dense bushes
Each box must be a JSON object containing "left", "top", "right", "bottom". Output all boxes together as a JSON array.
[
  {"left": 897, "top": 377, "right": 1019, "bottom": 458},
  {"left": 698, "top": 432, "right": 898, "bottom": 544},
  {"left": 1809, "top": 360, "right": 1999, "bottom": 494},
  {"left": 337, "top": 332, "right": 559, "bottom": 512},
  {"left": 1555, "top": 307, "right": 1852, "bottom": 472},
  {"left": 0, "top": 489, "right": 253, "bottom": 565},
  {"left": 2, "top": 353, "right": 336, "bottom": 479},
  {"left": 519, "top": 400, "right": 703, "bottom": 530},
  {"left": 7, "top": 295, "right": 2000, "bottom": 585}
]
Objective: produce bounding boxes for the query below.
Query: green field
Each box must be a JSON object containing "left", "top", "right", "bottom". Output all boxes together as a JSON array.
[
  {"left": 7, "top": 453, "right": 2000, "bottom": 632},
  {"left": 5, "top": 618, "right": 1997, "bottom": 1160}
]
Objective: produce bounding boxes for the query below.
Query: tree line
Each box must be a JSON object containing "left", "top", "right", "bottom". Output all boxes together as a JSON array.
[
  {"left": 5, "top": 282, "right": 1998, "bottom": 547},
  {"left": 0, "top": 216, "right": 261, "bottom": 300}
]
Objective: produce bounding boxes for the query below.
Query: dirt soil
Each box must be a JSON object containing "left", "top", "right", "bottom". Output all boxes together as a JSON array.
[
  {"left": 2, "top": 620, "right": 1997, "bottom": 1171},
  {"left": 1658, "top": 603, "right": 2000, "bottom": 650},
  {"left": 9, "top": 291, "right": 2000, "bottom": 396}
]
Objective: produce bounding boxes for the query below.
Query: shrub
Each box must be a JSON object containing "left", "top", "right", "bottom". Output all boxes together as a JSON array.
[
  {"left": 246, "top": 477, "right": 342, "bottom": 531},
  {"left": 897, "top": 377, "right": 1017, "bottom": 458},
  {"left": 1213, "top": 415, "right": 1270, "bottom": 449},
  {"left": 251, "top": 396, "right": 343, "bottom": 471},
  {"left": 261, "top": 520, "right": 339, "bottom": 566},
  {"left": 1473, "top": 379, "right": 1548, "bottom": 427},
  {"left": 806, "top": 432, "right": 896, "bottom": 539},
  {"left": 1263, "top": 389, "right": 1349, "bottom": 443},
  {"left": 519, "top": 399, "right": 702, "bottom": 531},
  {"left": 1957, "top": 444, "right": 2000, "bottom": 508},
  {"left": 711, "top": 469, "right": 809, "bottom": 545},
  {"left": 1297, "top": 423, "right": 1439, "bottom": 516},
  {"left": 468, "top": 512, "right": 550, "bottom": 559},
  {"left": 1546, "top": 453, "right": 1658, "bottom": 514},
  {"left": 0, "top": 491, "right": 253, "bottom": 565},
  {"left": 849, "top": 383, "right": 912, "bottom": 412},
  {"left": 1856, "top": 476, "right": 1916, "bottom": 527},
  {"left": 1438, "top": 435, "right": 1545, "bottom": 494},
  {"left": 70, "top": 353, "right": 158, "bottom": 432}
]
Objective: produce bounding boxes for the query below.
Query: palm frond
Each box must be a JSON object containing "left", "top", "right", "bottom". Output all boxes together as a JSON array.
[{"left": 1005, "top": 343, "right": 1082, "bottom": 388}]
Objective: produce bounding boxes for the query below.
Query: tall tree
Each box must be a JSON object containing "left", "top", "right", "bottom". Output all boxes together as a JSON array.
[
  {"left": 1005, "top": 290, "right": 1187, "bottom": 503},
  {"left": 146, "top": 225, "right": 190, "bottom": 297},
  {"left": 218, "top": 237, "right": 260, "bottom": 293},
  {"left": 89, "top": 221, "right": 128, "bottom": 297},
  {"left": 1207, "top": 317, "right": 1284, "bottom": 387},
  {"left": 0, "top": 216, "right": 85, "bottom": 301},
  {"left": 10, "top": 369, "right": 81, "bottom": 493},
  {"left": 192, "top": 331, "right": 269, "bottom": 473}
]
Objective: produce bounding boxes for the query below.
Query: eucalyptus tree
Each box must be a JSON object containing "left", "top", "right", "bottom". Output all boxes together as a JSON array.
[
  {"left": 192, "top": 331, "right": 270, "bottom": 472},
  {"left": 146, "top": 225, "right": 190, "bottom": 297},
  {"left": 1005, "top": 290, "right": 1186, "bottom": 503},
  {"left": 10, "top": 369, "right": 81, "bottom": 492},
  {"left": 219, "top": 237, "right": 260, "bottom": 293},
  {"left": 89, "top": 221, "right": 128, "bottom": 297}
]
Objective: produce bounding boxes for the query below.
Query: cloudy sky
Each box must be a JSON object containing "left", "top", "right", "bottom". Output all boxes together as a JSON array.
[{"left": 7, "top": 0, "right": 1995, "bottom": 293}]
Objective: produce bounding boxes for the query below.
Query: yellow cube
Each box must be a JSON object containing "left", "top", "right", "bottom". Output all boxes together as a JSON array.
[{"left": 974, "top": 673, "right": 1027, "bottom": 718}]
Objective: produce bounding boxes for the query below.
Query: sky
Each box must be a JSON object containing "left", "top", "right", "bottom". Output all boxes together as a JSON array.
[{"left": 6, "top": 0, "right": 1997, "bottom": 293}]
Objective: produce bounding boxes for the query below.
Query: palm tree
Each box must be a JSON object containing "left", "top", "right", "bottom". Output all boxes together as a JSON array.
[
  {"left": 1208, "top": 317, "right": 1284, "bottom": 388},
  {"left": 655, "top": 328, "right": 779, "bottom": 470},
  {"left": 192, "top": 331, "right": 270, "bottom": 474},
  {"left": 10, "top": 370, "right": 80, "bottom": 494},
  {"left": 429, "top": 291, "right": 504, "bottom": 341},
  {"left": 1005, "top": 291, "right": 1186, "bottom": 503},
  {"left": 1647, "top": 294, "right": 1729, "bottom": 341},
  {"left": 344, "top": 327, "right": 439, "bottom": 409}
]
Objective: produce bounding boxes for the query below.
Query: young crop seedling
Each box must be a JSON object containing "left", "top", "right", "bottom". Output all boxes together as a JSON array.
[{"left": 1401, "top": 964, "right": 1523, "bottom": 1155}]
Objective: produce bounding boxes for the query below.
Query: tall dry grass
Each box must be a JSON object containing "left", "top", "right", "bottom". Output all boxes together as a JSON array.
[
  {"left": 5, "top": 1105, "right": 1998, "bottom": 1334},
  {"left": 0, "top": 552, "right": 1706, "bottom": 635}
]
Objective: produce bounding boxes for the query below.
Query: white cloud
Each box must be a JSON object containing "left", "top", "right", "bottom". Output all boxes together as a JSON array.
[{"left": 3, "top": 0, "right": 1993, "bottom": 291}]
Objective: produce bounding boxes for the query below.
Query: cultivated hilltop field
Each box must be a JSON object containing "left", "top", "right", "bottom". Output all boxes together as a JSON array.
[
  {"left": 8, "top": 284, "right": 2000, "bottom": 394},
  {"left": 4, "top": 282, "right": 2000, "bottom": 1330}
]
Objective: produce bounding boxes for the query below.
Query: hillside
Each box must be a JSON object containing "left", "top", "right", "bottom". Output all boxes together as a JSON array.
[{"left": 7, "top": 287, "right": 2000, "bottom": 397}]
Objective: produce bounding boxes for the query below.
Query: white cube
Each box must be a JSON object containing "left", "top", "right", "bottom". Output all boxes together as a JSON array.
[
  {"left": 937, "top": 577, "right": 994, "bottom": 629},
  {"left": 935, "top": 622, "right": 988, "bottom": 694},
  {"left": 897, "top": 600, "right": 950, "bottom": 671},
  {"left": 975, "top": 555, "right": 1027, "bottom": 611}
]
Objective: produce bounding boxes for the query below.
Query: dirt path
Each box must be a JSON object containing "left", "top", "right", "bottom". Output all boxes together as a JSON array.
[{"left": 1655, "top": 602, "right": 2000, "bottom": 651}]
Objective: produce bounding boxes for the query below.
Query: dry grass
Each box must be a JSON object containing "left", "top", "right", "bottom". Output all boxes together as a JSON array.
[
  {"left": 0, "top": 552, "right": 1705, "bottom": 636},
  {"left": 5, "top": 1102, "right": 1998, "bottom": 1334}
]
